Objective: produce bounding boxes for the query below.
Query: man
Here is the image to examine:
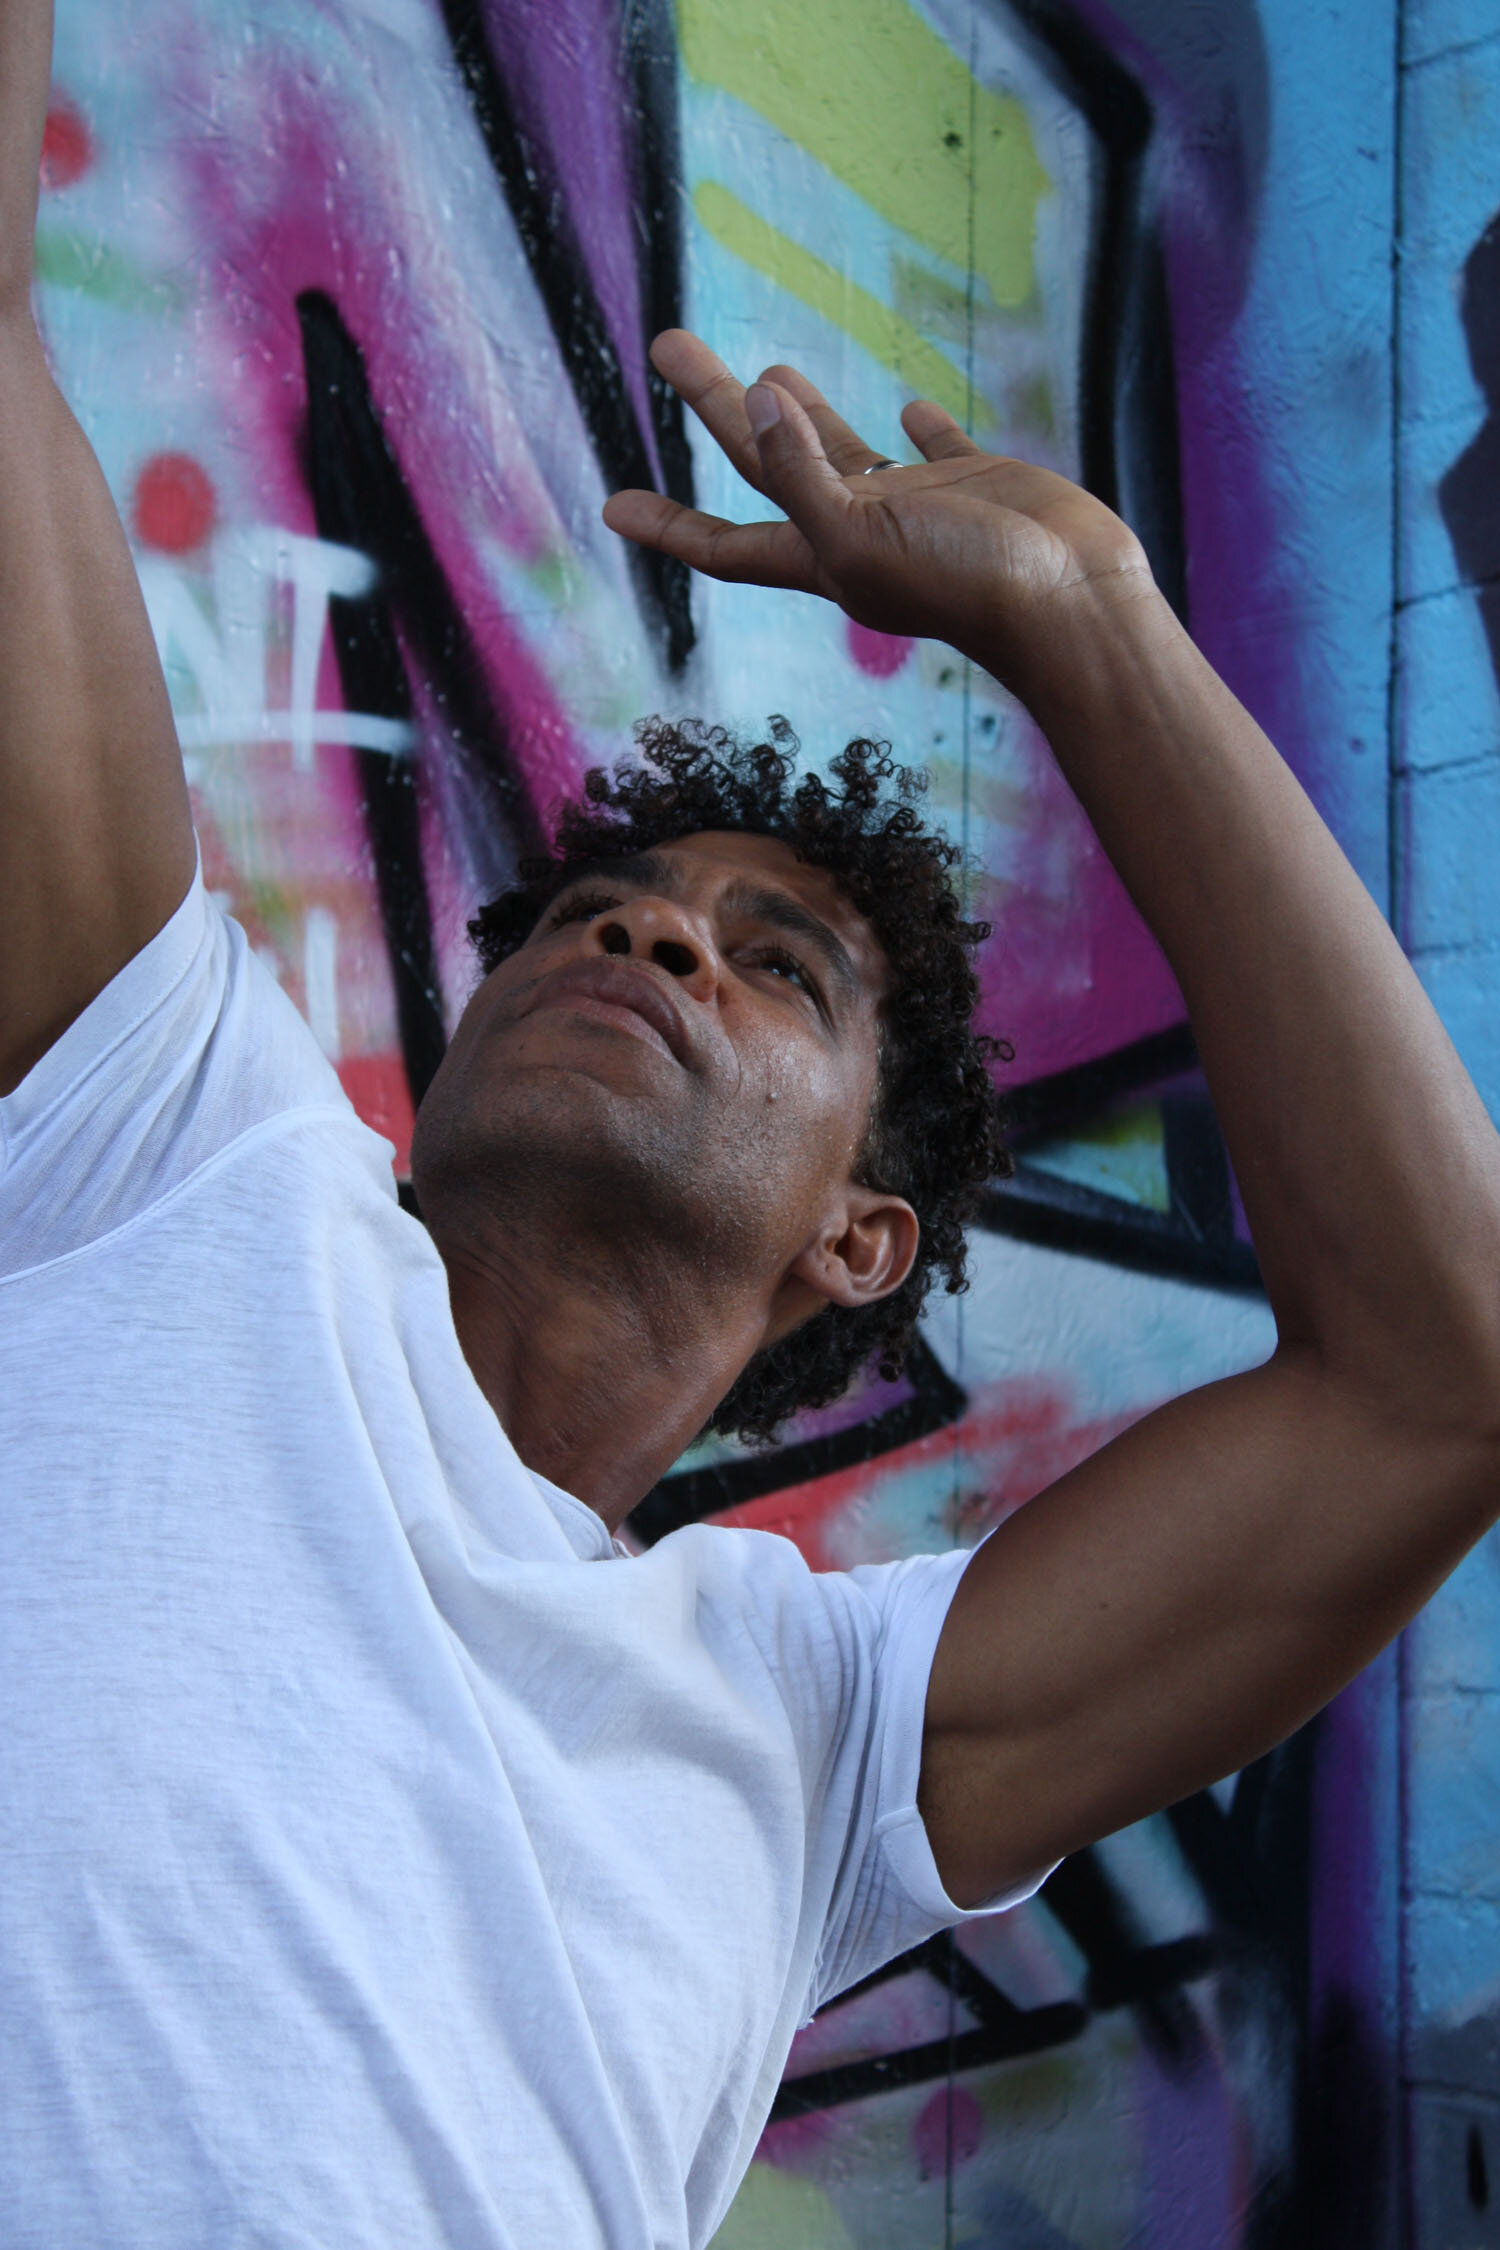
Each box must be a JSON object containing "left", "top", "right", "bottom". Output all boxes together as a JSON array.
[{"left": 4, "top": 1, "right": 1500, "bottom": 2243}]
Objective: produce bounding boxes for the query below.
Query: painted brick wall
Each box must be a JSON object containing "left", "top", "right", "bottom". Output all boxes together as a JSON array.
[{"left": 1396, "top": 6, "right": 1500, "bottom": 2245}]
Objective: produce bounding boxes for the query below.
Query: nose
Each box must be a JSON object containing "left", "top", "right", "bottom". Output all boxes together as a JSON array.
[{"left": 588, "top": 894, "right": 720, "bottom": 997}]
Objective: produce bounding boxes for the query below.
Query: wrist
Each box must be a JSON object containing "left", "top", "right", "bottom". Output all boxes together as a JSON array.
[{"left": 965, "top": 573, "right": 1188, "bottom": 730}]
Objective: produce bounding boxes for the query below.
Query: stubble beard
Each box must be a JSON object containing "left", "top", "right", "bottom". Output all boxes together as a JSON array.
[{"left": 410, "top": 1059, "right": 778, "bottom": 1328}]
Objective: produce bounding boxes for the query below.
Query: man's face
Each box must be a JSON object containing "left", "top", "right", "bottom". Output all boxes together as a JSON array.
[{"left": 412, "top": 832, "right": 895, "bottom": 1309}]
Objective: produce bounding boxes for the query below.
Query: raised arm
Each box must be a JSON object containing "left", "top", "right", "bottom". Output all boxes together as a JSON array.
[
  {"left": 605, "top": 333, "right": 1500, "bottom": 1905},
  {"left": 0, "top": 0, "right": 194, "bottom": 1097}
]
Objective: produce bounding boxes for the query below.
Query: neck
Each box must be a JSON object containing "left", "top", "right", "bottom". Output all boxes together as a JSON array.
[{"left": 435, "top": 1224, "right": 766, "bottom": 1534}]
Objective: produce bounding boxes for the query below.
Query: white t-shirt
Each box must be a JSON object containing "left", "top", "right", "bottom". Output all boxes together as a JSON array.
[{"left": 0, "top": 854, "right": 1044, "bottom": 2250}]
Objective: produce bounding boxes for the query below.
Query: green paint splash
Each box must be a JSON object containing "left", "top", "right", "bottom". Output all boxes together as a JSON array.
[{"left": 34, "top": 230, "right": 184, "bottom": 315}]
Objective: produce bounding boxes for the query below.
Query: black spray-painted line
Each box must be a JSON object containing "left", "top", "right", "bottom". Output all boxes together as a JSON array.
[
  {"left": 437, "top": 0, "right": 695, "bottom": 673},
  {"left": 1040, "top": 1848, "right": 1211, "bottom": 2071},
  {"left": 627, "top": 1333, "right": 967, "bottom": 1545},
  {"left": 297, "top": 289, "right": 547, "bottom": 1112},
  {"left": 979, "top": 1167, "right": 1264, "bottom": 1291},
  {"left": 1440, "top": 210, "right": 1500, "bottom": 692},
  {"left": 621, "top": 0, "right": 699, "bottom": 536},
  {"left": 1000, "top": 1020, "right": 1201, "bottom": 1146},
  {"left": 988, "top": 1021, "right": 1263, "bottom": 1289},
  {"left": 772, "top": 1735, "right": 1310, "bottom": 2139},
  {"left": 771, "top": 1933, "right": 1087, "bottom": 2120},
  {"left": 995, "top": 0, "right": 1187, "bottom": 619},
  {"left": 770, "top": 1921, "right": 1225, "bottom": 2119},
  {"left": 1162, "top": 1092, "right": 1236, "bottom": 1243},
  {"left": 298, "top": 293, "right": 445, "bottom": 1110}
]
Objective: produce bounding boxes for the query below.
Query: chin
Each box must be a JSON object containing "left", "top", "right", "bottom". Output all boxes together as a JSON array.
[{"left": 410, "top": 1048, "right": 736, "bottom": 1269}]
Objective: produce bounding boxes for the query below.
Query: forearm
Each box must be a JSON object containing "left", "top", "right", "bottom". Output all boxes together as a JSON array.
[
  {"left": 0, "top": 0, "right": 52, "bottom": 309},
  {"left": 0, "top": 33, "right": 194, "bottom": 1093},
  {"left": 997, "top": 588, "right": 1500, "bottom": 1425}
]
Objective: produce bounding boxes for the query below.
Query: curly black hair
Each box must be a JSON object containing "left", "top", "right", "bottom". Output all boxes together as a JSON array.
[{"left": 467, "top": 717, "right": 1012, "bottom": 1444}]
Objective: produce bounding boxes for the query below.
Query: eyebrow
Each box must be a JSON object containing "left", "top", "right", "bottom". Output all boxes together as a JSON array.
[
  {"left": 717, "top": 879, "right": 860, "bottom": 1011},
  {"left": 549, "top": 852, "right": 862, "bottom": 1013}
]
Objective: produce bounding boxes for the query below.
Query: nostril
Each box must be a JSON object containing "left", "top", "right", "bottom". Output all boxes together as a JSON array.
[
  {"left": 601, "top": 923, "right": 631, "bottom": 957},
  {"left": 652, "top": 938, "right": 697, "bottom": 978}
]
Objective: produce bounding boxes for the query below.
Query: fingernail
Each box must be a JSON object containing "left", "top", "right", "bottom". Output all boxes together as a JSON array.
[{"left": 745, "top": 384, "right": 781, "bottom": 437}]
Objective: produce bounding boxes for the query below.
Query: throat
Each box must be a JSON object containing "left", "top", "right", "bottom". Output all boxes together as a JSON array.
[{"left": 434, "top": 1230, "right": 761, "bottom": 1533}]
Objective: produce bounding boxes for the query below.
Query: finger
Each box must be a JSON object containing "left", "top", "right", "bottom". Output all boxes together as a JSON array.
[
  {"left": 901, "top": 397, "right": 983, "bottom": 462},
  {"left": 648, "top": 329, "right": 764, "bottom": 490},
  {"left": 744, "top": 382, "right": 856, "bottom": 547},
  {"left": 757, "top": 361, "right": 889, "bottom": 475},
  {"left": 602, "top": 488, "right": 816, "bottom": 588}
]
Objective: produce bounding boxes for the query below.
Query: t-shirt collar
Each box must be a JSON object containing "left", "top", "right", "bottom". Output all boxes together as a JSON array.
[{"left": 527, "top": 1467, "right": 631, "bottom": 1561}]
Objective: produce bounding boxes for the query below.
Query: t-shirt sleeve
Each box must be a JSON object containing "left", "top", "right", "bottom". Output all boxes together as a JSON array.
[
  {"left": 0, "top": 844, "right": 363, "bottom": 1277},
  {"left": 803, "top": 1540, "right": 1058, "bottom": 2021}
]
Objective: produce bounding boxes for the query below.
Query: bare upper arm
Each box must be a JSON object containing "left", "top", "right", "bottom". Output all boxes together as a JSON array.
[
  {"left": 0, "top": 309, "right": 195, "bottom": 1097},
  {"left": 917, "top": 1351, "right": 1500, "bottom": 1908}
]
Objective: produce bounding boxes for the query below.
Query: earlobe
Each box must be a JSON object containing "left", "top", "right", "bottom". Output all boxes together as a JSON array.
[{"left": 762, "top": 1193, "right": 920, "bottom": 1350}]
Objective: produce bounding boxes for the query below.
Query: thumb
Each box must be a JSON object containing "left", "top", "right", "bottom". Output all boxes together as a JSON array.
[{"left": 745, "top": 382, "right": 854, "bottom": 547}]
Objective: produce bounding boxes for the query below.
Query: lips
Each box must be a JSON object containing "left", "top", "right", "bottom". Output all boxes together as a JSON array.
[{"left": 519, "top": 958, "right": 692, "bottom": 1064}]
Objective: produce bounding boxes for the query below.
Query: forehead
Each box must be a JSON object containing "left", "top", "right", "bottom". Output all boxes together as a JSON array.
[{"left": 654, "top": 830, "right": 886, "bottom": 993}]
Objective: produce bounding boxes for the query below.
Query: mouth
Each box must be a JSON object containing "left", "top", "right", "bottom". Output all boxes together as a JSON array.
[{"left": 519, "top": 959, "right": 691, "bottom": 1065}]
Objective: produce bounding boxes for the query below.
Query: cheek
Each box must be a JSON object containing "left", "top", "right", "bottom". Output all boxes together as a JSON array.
[{"left": 750, "top": 1040, "right": 870, "bottom": 1183}]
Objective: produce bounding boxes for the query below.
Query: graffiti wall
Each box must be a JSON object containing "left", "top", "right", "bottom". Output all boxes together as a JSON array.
[
  {"left": 34, "top": 0, "right": 1500, "bottom": 2238},
  {"left": 1395, "top": 9, "right": 1500, "bottom": 2247}
]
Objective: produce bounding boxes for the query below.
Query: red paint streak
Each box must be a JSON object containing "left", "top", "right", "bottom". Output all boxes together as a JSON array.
[
  {"left": 184, "top": 809, "right": 413, "bottom": 1175},
  {"left": 709, "top": 1377, "right": 1145, "bottom": 1570},
  {"left": 913, "top": 2084, "right": 983, "bottom": 2179},
  {"left": 335, "top": 1055, "right": 416, "bottom": 1175},
  {"left": 710, "top": 1476, "right": 864, "bottom": 1570},
  {"left": 40, "top": 98, "right": 92, "bottom": 190},
  {"left": 847, "top": 619, "right": 914, "bottom": 678},
  {"left": 754, "top": 2107, "right": 836, "bottom": 2167},
  {"left": 187, "top": 812, "right": 411, "bottom": 1178},
  {"left": 133, "top": 452, "right": 217, "bottom": 555},
  {"left": 950, "top": 1382, "right": 1143, "bottom": 1537}
]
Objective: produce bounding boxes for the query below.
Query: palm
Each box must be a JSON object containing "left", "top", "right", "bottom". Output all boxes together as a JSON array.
[{"left": 602, "top": 332, "right": 1152, "bottom": 683}]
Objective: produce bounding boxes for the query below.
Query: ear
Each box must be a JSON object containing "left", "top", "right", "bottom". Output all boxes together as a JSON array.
[{"left": 765, "top": 1187, "right": 921, "bottom": 1344}]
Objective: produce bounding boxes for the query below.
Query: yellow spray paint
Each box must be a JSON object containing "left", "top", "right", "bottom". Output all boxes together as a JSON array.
[
  {"left": 692, "top": 181, "right": 990, "bottom": 424},
  {"left": 677, "top": 0, "right": 1047, "bottom": 310}
]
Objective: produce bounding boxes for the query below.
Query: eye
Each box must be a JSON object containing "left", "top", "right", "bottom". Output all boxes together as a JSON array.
[
  {"left": 748, "top": 944, "right": 818, "bottom": 1001},
  {"left": 545, "top": 889, "right": 621, "bottom": 930}
]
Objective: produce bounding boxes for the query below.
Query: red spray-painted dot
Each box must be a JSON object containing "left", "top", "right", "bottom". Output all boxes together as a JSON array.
[
  {"left": 132, "top": 452, "right": 217, "bottom": 555},
  {"left": 40, "top": 99, "right": 93, "bottom": 190},
  {"left": 754, "top": 2107, "right": 836, "bottom": 2167},
  {"left": 913, "top": 2084, "right": 984, "bottom": 2180},
  {"left": 847, "top": 618, "right": 915, "bottom": 679}
]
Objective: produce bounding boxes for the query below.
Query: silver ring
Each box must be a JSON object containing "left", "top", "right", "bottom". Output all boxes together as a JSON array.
[{"left": 862, "top": 458, "right": 900, "bottom": 474}]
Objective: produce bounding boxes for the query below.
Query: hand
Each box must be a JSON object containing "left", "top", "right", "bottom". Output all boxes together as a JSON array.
[{"left": 603, "top": 331, "right": 1160, "bottom": 696}]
